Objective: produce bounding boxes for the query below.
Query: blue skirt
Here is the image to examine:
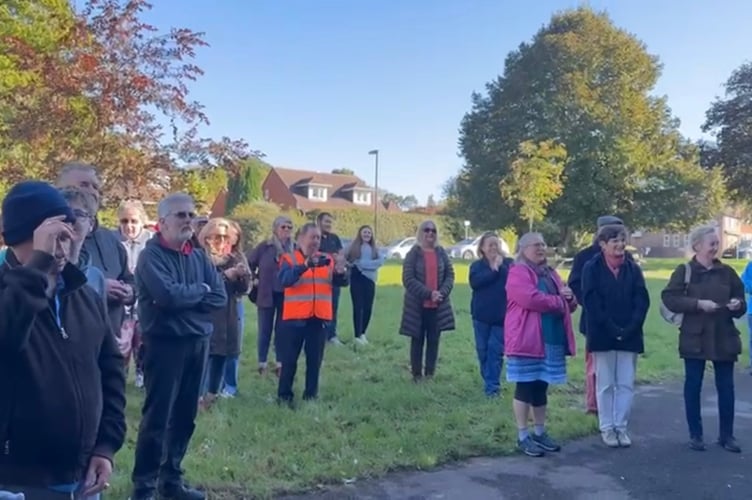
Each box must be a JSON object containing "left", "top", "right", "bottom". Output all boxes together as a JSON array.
[{"left": 506, "top": 343, "right": 568, "bottom": 385}]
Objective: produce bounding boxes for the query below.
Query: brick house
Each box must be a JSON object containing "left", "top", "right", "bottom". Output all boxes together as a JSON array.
[
  {"left": 262, "top": 167, "right": 400, "bottom": 214},
  {"left": 631, "top": 211, "right": 752, "bottom": 258}
]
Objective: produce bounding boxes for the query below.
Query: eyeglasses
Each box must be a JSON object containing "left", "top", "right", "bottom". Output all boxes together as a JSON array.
[
  {"left": 280, "top": 224, "right": 293, "bottom": 230},
  {"left": 423, "top": 227, "right": 437, "bottom": 234},
  {"left": 171, "top": 211, "right": 196, "bottom": 220},
  {"left": 73, "top": 209, "right": 91, "bottom": 220},
  {"left": 208, "top": 234, "right": 229, "bottom": 242},
  {"left": 120, "top": 218, "right": 140, "bottom": 225}
]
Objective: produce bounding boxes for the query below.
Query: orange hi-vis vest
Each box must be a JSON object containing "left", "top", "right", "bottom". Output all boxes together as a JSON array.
[{"left": 280, "top": 250, "right": 334, "bottom": 321}]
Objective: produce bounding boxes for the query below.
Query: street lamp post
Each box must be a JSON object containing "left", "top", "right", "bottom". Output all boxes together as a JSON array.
[{"left": 368, "top": 149, "right": 379, "bottom": 236}]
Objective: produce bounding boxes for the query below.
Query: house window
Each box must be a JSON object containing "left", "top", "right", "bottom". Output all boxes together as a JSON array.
[
  {"left": 354, "top": 191, "right": 371, "bottom": 205},
  {"left": 308, "top": 186, "right": 327, "bottom": 201},
  {"left": 663, "top": 234, "right": 671, "bottom": 247},
  {"left": 684, "top": 234, "right": 690, "bottom": 248},
  {"left": 672, "top": 234, "right": 681, "bottom": 248}
]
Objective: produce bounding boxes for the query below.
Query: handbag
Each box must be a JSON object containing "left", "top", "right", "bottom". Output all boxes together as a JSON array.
[{"left": 659, "top": 263, "right": 691, "bottom": 327}]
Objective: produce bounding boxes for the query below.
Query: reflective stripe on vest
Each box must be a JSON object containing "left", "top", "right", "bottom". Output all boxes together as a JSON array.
[{"left": 280, "top": 250, "right": 334, "bottom": 321}]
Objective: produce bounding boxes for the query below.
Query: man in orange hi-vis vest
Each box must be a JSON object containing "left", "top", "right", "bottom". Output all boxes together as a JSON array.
[{"left": 277, "top": 222, "right": 349, "bottom": 406}]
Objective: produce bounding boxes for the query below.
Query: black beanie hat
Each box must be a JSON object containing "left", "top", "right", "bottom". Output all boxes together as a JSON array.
[{"left": 2, "top": 181, "right": 76, "bottom": 246}]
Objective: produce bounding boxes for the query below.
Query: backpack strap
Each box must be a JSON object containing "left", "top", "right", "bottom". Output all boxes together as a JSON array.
[{"left": 684, "top": 262, "right": 692, "bottom": 287}]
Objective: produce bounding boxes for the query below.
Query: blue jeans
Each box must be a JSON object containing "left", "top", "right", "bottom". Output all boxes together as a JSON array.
[
  {"left": 472, "top": 320, "right": 504, "bottom": 395},
  {"left": 747, "top": 315, "right": 752, "bottom": 366},
  {"left": 683, "top": 358, "right": 735, "bottom": 440},
  {"left": 326, "top": 286, "right": 341, "bottom": 340},
  {"left": 223, "top": 300, "right": 244, "bottom": 395}
]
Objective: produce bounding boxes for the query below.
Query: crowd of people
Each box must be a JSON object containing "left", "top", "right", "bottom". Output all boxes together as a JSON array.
[{"left": 0, "top": 163, "right": 748, "bottom": 499}]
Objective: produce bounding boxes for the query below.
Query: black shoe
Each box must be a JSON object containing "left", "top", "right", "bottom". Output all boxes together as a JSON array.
[
  {"left": 159, "top": 485, "right": 206, "bottom": 500},
  {"left": 689, "top": 436, "right": 706, "bottom": 451},
  {"left": 718, "top": 437, "right": 742, "bottom": 453},
  {"left": 518, "top": 436, "right": 544, "bottom": 457}
]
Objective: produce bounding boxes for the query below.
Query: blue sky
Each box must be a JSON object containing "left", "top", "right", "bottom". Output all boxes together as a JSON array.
[{"left": 142, "top": 0, "right": 752, "bottom": 204}]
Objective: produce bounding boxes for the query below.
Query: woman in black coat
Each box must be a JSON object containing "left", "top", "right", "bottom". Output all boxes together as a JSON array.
[
  {"left": 399, "top": 220, "right": 455, "bottom": 381},
  {"left": 582, "top": 224, "right": 650, "bottom": 449}
]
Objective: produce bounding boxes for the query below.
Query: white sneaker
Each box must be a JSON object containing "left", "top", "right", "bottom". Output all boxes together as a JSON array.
[
  {"left": 617, "top": 430, "right": 632, "bottom": 447},
  {"left": 329, "top": 337, "right": 344, "bottom": 346},
  {"left": 354, "top": 336, "right": 368, "bottom": 346},
  {"left": 602, "top": 429, "right": 619, "bottom": 448},
  {"left": 134, "top": 373, "right": 144, "bottom": 388}
]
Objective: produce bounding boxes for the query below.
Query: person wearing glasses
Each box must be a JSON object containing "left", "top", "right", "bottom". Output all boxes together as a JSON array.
[
  {"left": 399, "top": 220, "right": 456, "bottom": 381},
  {"left": 115, "top": 200, "right": 154, "bottom": 388},
  {"left": 248, "top": 216, "right": 294, "bottom": 376},
  {"left": 57, "top": 162, "right": 135, "bottom": 345},
  {"left": 130, "top": 193, "right": 227, "bottom": 500}
]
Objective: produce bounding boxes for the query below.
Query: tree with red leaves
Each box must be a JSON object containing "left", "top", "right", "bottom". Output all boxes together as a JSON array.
[{"left": 0, "top": 0, "right": 251, "bottom": 202}]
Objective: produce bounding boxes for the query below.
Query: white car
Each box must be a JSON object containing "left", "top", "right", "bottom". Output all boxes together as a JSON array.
[
  {"left": 448, "top": 235, "right": 510, "bottom": 260},
  {"left": 382, "top": 237, "right": 417, "bottom": 260}
]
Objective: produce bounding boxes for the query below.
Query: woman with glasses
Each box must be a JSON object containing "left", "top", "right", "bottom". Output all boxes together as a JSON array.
[
  {"left": 198, "top": 218, "right": 251, "bottom": 409},
  {"left": 399, "top": 220, "right": 456, "bottom": 381},
  {"left": 505, "top": 232, "right": 577, "bottom": 457},
  {"left": 248, "top": 216, "right": 294, "bottom": 376}
]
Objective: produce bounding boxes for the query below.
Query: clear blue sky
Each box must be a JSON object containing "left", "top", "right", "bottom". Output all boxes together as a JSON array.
[{"left": 142, "top": 0, "right": 752, "bottom": 204}]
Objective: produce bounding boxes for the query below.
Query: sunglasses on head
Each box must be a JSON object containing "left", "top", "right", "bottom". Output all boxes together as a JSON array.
[{"left": 423, "top": 227, "right": 437, "bottom": 234}]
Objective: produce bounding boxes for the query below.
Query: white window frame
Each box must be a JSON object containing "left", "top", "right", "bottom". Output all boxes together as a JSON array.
[
  {"left": 672, "top": 234, "right": 681, "bottom": 248},
  {"left": 663, "top": 234, "right": 671, "bottom": 247},
  {"left": 308, "top": 186, "right": 327, "bottom": 201}
]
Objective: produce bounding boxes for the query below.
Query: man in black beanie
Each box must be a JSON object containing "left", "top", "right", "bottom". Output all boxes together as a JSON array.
[{"left": 0, "top": 181, "right": 126, "bottom": 498}]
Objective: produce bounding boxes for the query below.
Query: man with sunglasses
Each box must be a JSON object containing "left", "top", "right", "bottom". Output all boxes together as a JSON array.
[
  {"left": 57, "top": 163, "right": 135, "bottom": 342},
  {"left": 131, "top": 193, "right": 227, "bottom": 500}
]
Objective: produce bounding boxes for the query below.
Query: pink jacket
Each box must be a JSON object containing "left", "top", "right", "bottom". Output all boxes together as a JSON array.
[{"left": 504, "top": 263, "right": 577, "bottom": 359}]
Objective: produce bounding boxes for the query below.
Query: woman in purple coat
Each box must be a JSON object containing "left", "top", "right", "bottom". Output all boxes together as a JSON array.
[{"left": 248, "top": 216, "right": 294, "bottom": 376}]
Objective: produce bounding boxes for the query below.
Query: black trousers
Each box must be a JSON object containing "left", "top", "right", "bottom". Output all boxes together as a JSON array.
[
  {"left": 277, "top": 319, "right": 327, "bottom": 402},
  {"left": 410, "top": 308, "right": 440, "bottom": 377},
  {"left": 350, "top": 267, "right": 376, "bottom": 337},
  {"left": 131, "top": 334, "right": 209, "bottom": 495}
]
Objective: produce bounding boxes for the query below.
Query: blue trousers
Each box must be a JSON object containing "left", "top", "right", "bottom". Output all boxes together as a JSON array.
[
  {"left": 472, "top": 320, "right": 504, "bottom": 396},
  {"left": 222, "top": 299, "right": 244, "bottom": 395},
  {"left": 325, "top": 286, "right": 341, "bottom": 340},
  {"left": 684, "top": 358, "right": 735, "bottom": 440}
]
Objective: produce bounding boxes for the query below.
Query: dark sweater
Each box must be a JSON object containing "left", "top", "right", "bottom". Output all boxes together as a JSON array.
[
  {"left": 469, "top": 258, "right": 513, "bottom": 326},
  {"left": 136, "top": 237, "right": 227, "bottom": 338},
  {"left": 569, "top": 244, "right": 634, "bottom": 334},
  {"left": 582, "top": 253, "right": 650, "bottom": 353}
]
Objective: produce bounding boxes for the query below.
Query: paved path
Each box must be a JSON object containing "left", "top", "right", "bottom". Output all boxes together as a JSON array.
[{"left": 282, "top": 371, "right": 752, "bottom": 500}]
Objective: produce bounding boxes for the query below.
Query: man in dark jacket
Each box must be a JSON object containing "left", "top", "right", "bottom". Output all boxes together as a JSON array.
[
  {"left": 57, "top": 163, "right": 135, "bottom": 338},
  {"left": 316, "top": 212, "right": 344, "bottom": 345},
  {"left": 568, "top": 215, "right": 629, "bottom": 414},
  {"left": 0, "top": 181, "right": 126, "bottom": 498},
  {"left": 130, "top": 193, "right": 227, "bottom": 500}
]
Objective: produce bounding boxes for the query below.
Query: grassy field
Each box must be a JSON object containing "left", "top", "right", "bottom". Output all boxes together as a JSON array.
[{"left": 108, "top": 258, "right": 752, "bottom": 498}]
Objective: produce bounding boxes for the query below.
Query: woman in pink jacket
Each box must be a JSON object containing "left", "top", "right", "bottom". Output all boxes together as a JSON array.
[{"left": 505, "top": 232, "right": 577, "bottom": 457}]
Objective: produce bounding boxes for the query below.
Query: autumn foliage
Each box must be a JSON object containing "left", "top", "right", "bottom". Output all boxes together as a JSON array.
[{"left": 0, "top": 0, "right": 250, "bottom": 201}]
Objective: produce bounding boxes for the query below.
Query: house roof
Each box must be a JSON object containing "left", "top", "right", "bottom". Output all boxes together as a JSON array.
[{"left": 272, "top": 167, "right": 387, "bottom": 212}]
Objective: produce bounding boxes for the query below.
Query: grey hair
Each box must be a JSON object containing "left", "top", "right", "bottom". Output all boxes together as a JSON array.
[
  {"left": 415, "top": 219, "right": 439, "bottom": 246},
  {"left": 515, "top": 232, "right": 545, "bottom": 262},
  {"left": 272, "top": 215, "right": 292, "bottom": 232},
  {"left": 157, "top": 193, "right": 195, "bottom": 218},
  {"left": 689, "top": 225, "right": 717, "bottom": 252},
  {"left": 57, "top": 162, "right": 99, "bottom": 183},
  {"left": 295, "top": 222, "right": 319, "bottom": 240},
  {"left": 59, "top": 186, "right": 98, "bottom": 215},
  {"left": 118, "top": 199, "right": 147, "bottom": 221}
]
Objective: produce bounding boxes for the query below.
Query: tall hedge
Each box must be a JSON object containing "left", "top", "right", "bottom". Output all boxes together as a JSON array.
[{"left": 230, "top": 201, "right": 455, "bottom": 249}]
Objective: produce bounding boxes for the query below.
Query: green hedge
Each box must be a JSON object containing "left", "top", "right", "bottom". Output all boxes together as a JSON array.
[{"left": 230, "top": 202, "right": 456, "bottom": 248}]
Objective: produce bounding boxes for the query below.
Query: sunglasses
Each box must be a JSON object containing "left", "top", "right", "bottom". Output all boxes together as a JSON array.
[
  {"left": 423, "top": 227, "right": 437, "bottom": 234},
  {"left": 280, "top": 224, "right": 293, "bottom": 230},
  {"left": 120, "top": 218, "right": 140, "bottom": 225},
  {"left": 172, "top": 211, "right": 196, "bottom": 220}
]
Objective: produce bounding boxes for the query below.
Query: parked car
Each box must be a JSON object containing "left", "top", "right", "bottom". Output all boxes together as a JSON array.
[
  {"left": 382, "top": 237, "right": 417, "bottom": 260},
  {"left": 448, "top": 235, "right": 511, "bottom": 260},
  {"left": 722, "top": 240, "right": 752, "bottom": 259}
]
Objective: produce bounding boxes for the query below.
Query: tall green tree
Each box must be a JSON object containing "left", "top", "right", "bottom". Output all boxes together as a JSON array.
[
  {"left": 703, "top": 62, "right": 752, "bottom": 205},
  {"left": 454, "top": 7, "right": 723, "bottom": 237},
  {"left": 225, "top": 156, "right": 270, "bottom": 213},
  {"left": 500, "top": 140, "right": 566, "bottom": 231}
]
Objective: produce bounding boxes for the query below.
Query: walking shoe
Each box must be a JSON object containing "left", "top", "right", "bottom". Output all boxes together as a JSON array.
[
  {"left": 689, "top": 436, "right": 706, "bottom": 451},
  {"left": 134, "top": 373, "right": 144, "bottom": 388},
  {"left": 219, "top": 389, "right": 235, "bottom": 399},
  {"left": 518, "top": 436, "right": 544, "bottom": 457},
  {"left": 532, "top": 432, "right": 561, "bottom": 452},
  {"left": 328, "top": 337, "right": 344, "bottom": 346},
  {"left": 601, "top": 429, "right": 619, "bottom": 448},
  {"left": 616, "top": 430, "right": 632, "bottom": 447},
  {"left": 158, "top": 484, "right": 205, "bottom": 500},
  {"left": 354, "top": 336, "right": 368, "bottom": 346},
  {"left": 718, "top": 437, "right": 741, "bottom": 453},
  {"left": 258, "top": 362, "right": 268, "bottom": 376}
]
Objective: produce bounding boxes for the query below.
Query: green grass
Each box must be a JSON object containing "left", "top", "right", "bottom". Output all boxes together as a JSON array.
[{"left": 109, "top": 258, "right": 752, "bottom": 498}]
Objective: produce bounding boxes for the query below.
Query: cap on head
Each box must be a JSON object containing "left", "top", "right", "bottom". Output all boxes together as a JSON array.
[
  {"left": 2, "top": 181, "right": 75, "bottom": 246},
  {"left": 596, "top": 215, "right": 623, "bottom": 228}
]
